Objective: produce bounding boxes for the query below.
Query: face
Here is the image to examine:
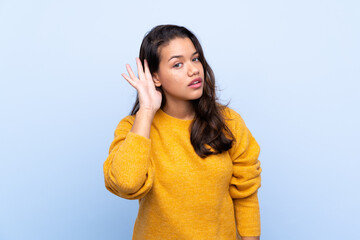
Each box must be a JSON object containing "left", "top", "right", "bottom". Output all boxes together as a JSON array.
[{"left": 153, "top": 37, "right": 205, "bottom": 105}]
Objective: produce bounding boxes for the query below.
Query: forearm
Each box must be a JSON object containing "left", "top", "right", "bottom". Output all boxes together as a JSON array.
[
  {"left": 130, "top": 108, "right": 156, "bottom": 139},
  {"left": 233, "top": 192, "right": 261, "bottom": 236}
]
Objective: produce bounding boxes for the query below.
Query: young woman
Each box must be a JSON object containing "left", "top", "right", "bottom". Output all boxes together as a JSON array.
[{"left": 103, "top": 24, "right": 262, "bottom": 240}]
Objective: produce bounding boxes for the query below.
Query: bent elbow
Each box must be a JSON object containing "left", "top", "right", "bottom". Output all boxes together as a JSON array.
[{"left": 104, "top": 166, "right": 155, "bottom": 200}]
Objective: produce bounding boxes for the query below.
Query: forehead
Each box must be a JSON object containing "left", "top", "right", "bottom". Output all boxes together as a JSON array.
[{"left": 159, "top": 37, "right": 196, "bottom": 60}]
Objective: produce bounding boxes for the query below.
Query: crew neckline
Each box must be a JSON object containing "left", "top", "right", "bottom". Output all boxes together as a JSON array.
[{"left": 157, "top": 108, "right": 194, "bottom": 122}]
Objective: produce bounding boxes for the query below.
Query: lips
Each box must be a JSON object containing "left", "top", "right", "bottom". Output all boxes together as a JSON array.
[{"left": 188, "top": 78, "right": 202, "bottom": 86}]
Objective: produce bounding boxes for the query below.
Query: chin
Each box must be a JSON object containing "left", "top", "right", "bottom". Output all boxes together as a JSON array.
[{"left": 190, "top": 92, "right": 203, "bottom": 100}]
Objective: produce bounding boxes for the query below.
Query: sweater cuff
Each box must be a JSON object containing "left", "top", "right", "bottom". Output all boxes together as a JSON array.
[{"left": 126, "top": 130, "right": 151, "bottom": 142}]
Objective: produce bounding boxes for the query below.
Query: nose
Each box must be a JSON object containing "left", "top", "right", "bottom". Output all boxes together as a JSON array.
[{"left": 188, "top": 61, "right": 200, "bottom": 76}]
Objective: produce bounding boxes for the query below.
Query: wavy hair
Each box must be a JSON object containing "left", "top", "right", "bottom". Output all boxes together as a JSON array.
[{"left": 130, "top": 24, "right": 234, "bottom": 158}]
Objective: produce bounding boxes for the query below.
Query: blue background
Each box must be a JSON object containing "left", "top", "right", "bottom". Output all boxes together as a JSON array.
[{"left": 1, "top": 0, "right": 359, "bottom": 239}]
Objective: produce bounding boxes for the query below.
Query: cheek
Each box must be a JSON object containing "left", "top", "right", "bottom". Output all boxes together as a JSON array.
[
  {"left": 160, "top": 71, "right": 183, "bottom": 85},
  {"left": 198, "top": 64, "right": 204, "bottom": 75},
  {"left": 159, "top": 73, "right": 177, "bottom": 90}
]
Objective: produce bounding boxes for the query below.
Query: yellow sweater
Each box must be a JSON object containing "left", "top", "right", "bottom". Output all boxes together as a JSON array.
[{"left": 103, "top": 106, "right": 262, "bottom": 239}]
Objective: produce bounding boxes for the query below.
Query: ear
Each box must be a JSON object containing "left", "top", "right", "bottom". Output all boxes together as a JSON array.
[{"left": 152, "top": 73, "right": 162, "bottom": 87}]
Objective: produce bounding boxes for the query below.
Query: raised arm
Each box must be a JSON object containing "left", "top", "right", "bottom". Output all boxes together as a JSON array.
[
  {"left": 103, "top": 58, "right": 162, "bottom": 199},
  {"left": 103, "top": 113, "right": 153, "bottom": 199}
]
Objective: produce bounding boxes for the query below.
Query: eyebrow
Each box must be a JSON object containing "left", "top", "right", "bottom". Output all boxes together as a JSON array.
[{"left": 167, "top": 51, "right": 198, "bottom": 62}]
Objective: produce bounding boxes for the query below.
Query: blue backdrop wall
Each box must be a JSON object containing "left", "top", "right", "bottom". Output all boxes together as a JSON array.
[{"left": 0, "top": 0, "right": 359, "bottom": 239}]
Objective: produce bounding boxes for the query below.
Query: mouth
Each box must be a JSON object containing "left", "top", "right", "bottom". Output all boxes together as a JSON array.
[{"left": 188, "top": 78, "right": 202, "bottom": 87}]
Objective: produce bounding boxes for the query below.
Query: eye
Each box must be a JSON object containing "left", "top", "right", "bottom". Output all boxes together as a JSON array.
[
  {"left": 173, "top": 63, "right": 183, "bottom": 68},
  {"left": 192, "top": 57, "right": 200, "bottom": 62}
]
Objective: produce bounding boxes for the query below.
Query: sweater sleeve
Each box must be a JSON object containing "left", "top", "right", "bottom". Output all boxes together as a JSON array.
[
  {"left": 227, "top": 110, "right": 262, "bottom": 237},
  {"left": 103, "top": 115, "right": 155, "bottom": 200}
]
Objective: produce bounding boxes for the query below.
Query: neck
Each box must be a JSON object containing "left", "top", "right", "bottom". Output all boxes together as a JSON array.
[{"left": 162, "top": 100, "right": 195, "bottom": 120}]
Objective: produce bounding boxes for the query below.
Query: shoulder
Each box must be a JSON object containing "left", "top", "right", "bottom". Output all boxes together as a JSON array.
[
  {"left": 117, "top": 114, "right": 136, "bottom": 127},
  {"left": 219, "top": 105, "right": 260, "bottom": 156},
  {"left": 218, "top": 104, "right": 255, "bottom": 146},
  {"left": 113, "top": 114, "right": 136, "bottom": 137},
  {"left": 219, "top": 104, "right": 247, "bottom": 130}
]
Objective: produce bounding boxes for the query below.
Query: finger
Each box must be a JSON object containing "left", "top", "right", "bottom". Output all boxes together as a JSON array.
[
  {"left": 136, "top": 57, "right": 145, "bottom": 80},
  {"left": 144, "top": 59, "right": 153, "bottom": 81},
  {"left": 126, "top": 64, "right": 137, "bottom": 80},
  {"left": 121, "top": 73, "right": 138, "bottom": 89}
]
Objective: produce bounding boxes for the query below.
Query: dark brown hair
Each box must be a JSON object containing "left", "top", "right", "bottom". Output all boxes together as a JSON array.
[{"left": 130, "top": 24, "right": 234, "bottom": 158}]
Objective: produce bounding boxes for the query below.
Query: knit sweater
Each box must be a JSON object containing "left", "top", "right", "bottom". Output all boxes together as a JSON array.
[{"left": 103, "top": 106, "right": 262, "bottom": 239}]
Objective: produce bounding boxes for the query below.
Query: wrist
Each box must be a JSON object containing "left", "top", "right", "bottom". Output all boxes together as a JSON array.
[{"left": 138, "top": 107, "right": 157, "bottom": 117}]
